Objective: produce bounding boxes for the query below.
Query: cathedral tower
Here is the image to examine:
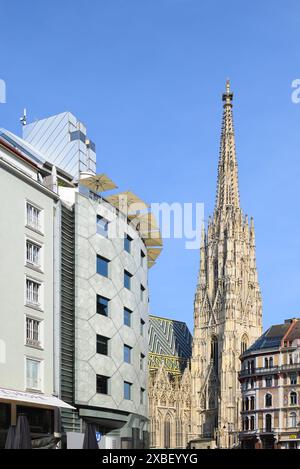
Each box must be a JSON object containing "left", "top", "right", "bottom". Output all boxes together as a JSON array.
[{"left": 190, "top": 81, "right": 262, "bottom": 448}]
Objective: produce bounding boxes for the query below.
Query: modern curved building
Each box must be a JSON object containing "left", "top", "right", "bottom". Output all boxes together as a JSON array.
[{"left": 59, "top": 181, "right": 152, "bottom": 448}]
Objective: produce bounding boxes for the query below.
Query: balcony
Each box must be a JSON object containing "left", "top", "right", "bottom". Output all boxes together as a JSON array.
[
  {"left": 239, "top": 363, "right": 300, "bottom": 378},
  {"left": 26, "top": 337, "right": 41, "bottom": 349}
]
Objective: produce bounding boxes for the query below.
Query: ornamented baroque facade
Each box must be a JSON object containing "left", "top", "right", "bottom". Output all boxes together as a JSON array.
[
  {"left": 239, "top": 318, "right": 300, "bottom": 449},
  {"left": 189, "top": 82, "right": 263, "bottom": 448}
]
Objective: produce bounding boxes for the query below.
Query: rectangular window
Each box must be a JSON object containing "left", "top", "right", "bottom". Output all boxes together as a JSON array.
[
  {"left": 96, "top": 295, "right": 109, "bottom": 316},
  {"left": 96, "top": 335, "right": 109, "bottom": 355},
  {"left": 97, "top": 255, "right": 109, "bottom": 277},
  {"left": 70, "top": 129, "right": 86, "bottom": 144},
  {"left": 26, "top": 317, "right": 41, "bottom": 347},
  {"left": 124, "top": 381, "right": 132, "bottom": 400},
  {"left": 96, "top": 215, "right": 109, "bottom": 237},
  {"left": 124, "top": 270, "right": 132, "bottom": 290},
  {"left": 96, "top": 375, "right": 109, "bottom": 394},
  {"left": 26, "top": 240, "right": 41, "bottom": 267},
  {"left": 26, "top": 203, "right": 42, "bottom": 231},
  {"left": 26, "top": 358, "right": 41, "bottom": 391},
  {"left": 140, "top": 284, "right": 146, "bottom": 302},
  {"left": 290, "top": 374, "right": 297, "bottom": 385},
  {"left": 140, "top": 387, "right": 145, "bottom": 404},
  {"left": 124, "top": 307, "right": 132, "bottom": 327},
  {"left": 265, "top": 376, "right": 272, "bottom": 387},
  {"left": 26, "top": 278, "right": 41, "bottom": 306},
  {"left": 124, "top": 234, "right": 132, "bottom": 254},
  {"left": 141, "top": 250, "right": 146, "bottom": 267},
  {"left": 124, "top": 344, "right": 132, "bottom": 364},
  {"left": 140, "top": 319, "right": 145, "bottom": 336},
  {"left": 140, "top": 353, "right": 145, "bottom": 371}
]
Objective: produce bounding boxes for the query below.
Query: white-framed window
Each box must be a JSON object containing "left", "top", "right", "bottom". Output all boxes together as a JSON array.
[
  {"left": 26, "top": 278, "right": 42, "bottom": 307},
  {"left": 26, "top": 202, "right": 42, "bottom": 232},
  {"left": 26, "top": 317, "right": 41, "bottom": 347},
  {"left": 289, "top": 412, "right": 297, "bottom": 428},
  {"left": 26, "top": 239, "right": 42, "bottom": 267},
  {"left": 26, "top": 358, "right": 42, "bottom": 391}
]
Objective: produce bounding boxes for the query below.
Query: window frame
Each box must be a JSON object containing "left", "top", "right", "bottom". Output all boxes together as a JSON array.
[
  {"left": 124, "top": 381, "right": 132, "bottom": 400},
  {"left": 25, "top": 357, "right": 42, "bottom": 391},
  {"left": 140, "top": 319, "right": 145, "bottom": 336},
  {"left": 96, "top": 294, "right": 110, "bottom": 317},
  {"left": 96, "top": 335, "right": 109, "bottom": 356},
  {"left": 96, "top": 255, "right": 110, "bottom": 277},
  {"left": 25, "top": 316, "right": 42, "bottom": 348},
  {"left": 25, "top": 277, "right": 43, "bottom": 309},
  {"left": 124, "top": 234, "right": 133, "bottom": 254},
  {"left": 96, "top": 215, "right": 109, "bottom": 238},
  {"left": 124, "top": 307, "right": 132, "bottom": 327},
  {"left": 124, "top": 270, "right": 132, "bottom": 290},
  {"left": 290, "top": 391, "right": 297, "bottom": 406},
  {"left": 25, "top": 238, "right": 42, "bottom": 269},
  {"left": 96, "top": 374, "right": 109, "bottom": 395},
  {"left": 124, "top": 344, "right": 132, "bottom": 364},
  {"left": 26, "top": 201, "right": 43, "bottom": 233}
]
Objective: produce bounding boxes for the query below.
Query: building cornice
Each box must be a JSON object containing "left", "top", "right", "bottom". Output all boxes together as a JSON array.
[{"left": 0, "top": 157, "right": 59, "bottom": 201}]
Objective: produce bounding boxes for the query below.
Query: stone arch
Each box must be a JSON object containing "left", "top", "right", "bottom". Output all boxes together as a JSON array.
[{"left": 241, "top": 333, "right": 248, "bottom": 354}]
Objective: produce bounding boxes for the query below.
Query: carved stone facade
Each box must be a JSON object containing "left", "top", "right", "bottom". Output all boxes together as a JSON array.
[
  {"left": 148, "top": 316, "right": 192, "bottom": 449},
  {"left": 149, "top": 83, "right": 263, "bottom": 449},
  {"left": 189, "top": 82, "right": 263, "bottom": 448},
  {"left": 149, "top": 366, "right": 192, "bottom": 449}
]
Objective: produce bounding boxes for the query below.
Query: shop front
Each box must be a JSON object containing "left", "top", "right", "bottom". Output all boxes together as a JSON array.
[{"left": 0, "top": 387, "right": 75, "bottom": 449}]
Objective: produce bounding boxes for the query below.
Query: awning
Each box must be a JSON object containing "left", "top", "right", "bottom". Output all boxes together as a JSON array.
[
  {"left": 0, "top": 387, "right": 75, "bottom": 410},
  {"left": 106, "top": 191, "right": 149, "bottom": 213},
  {"left": 79, "top": 173, "right": 118, "bottom": 193}
]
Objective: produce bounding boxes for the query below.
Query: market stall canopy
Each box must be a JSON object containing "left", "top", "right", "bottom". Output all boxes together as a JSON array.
[
  {"left": 0, "top": 387, "right": 75, "bottom": 410},
  {"left": 80, "top": 173, "right": 118, "bottom": 193},
  {"left": 106, "top": 191, "right": 149, "bottom": 213}
]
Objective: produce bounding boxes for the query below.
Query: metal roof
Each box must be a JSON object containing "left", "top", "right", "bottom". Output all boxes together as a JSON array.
[{"left": 0, "top": 128, "right": 45, "bottom": 166}]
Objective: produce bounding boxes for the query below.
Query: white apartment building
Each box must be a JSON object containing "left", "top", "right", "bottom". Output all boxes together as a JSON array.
[{"left": 0, "top": 131, "right": 73, "bottom": 448}]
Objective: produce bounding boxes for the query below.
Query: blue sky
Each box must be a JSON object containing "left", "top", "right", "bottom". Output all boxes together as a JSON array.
[{"left": 1, "top": 0, "right": 300, "bottom": 332}]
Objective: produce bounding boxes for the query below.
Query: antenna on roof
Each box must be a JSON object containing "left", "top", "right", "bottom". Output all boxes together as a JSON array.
[{"left": 20, "top": 108, "right": 27, "bottom": 126}]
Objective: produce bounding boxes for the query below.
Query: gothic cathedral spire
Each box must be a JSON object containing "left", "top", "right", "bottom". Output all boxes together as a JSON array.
[
  {"left": 190, "top": 81, "right": 262, "bottom": 449},
  {"left": 215, "top": 80, "right": 240, "bottom": 213}
]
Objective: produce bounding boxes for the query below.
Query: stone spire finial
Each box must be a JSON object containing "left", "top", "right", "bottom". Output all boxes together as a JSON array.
[{"left": 215, "top": 80, "right": 240, "bottom": 212}]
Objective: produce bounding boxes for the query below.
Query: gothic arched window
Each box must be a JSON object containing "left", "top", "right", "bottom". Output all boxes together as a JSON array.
[
  {"left": 241, "top": 335, "right": 248, "bottom": 354},
  {"left": 211, "top": 336, "right": 218, "bottom": 370},
  {"left": 250, "top": 396, "right": 255, "bottom": 410}
]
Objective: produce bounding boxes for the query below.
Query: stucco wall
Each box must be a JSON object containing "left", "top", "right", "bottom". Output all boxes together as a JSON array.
[{"left": 0, "top": 161, "right": 56, "bottom": 394}]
